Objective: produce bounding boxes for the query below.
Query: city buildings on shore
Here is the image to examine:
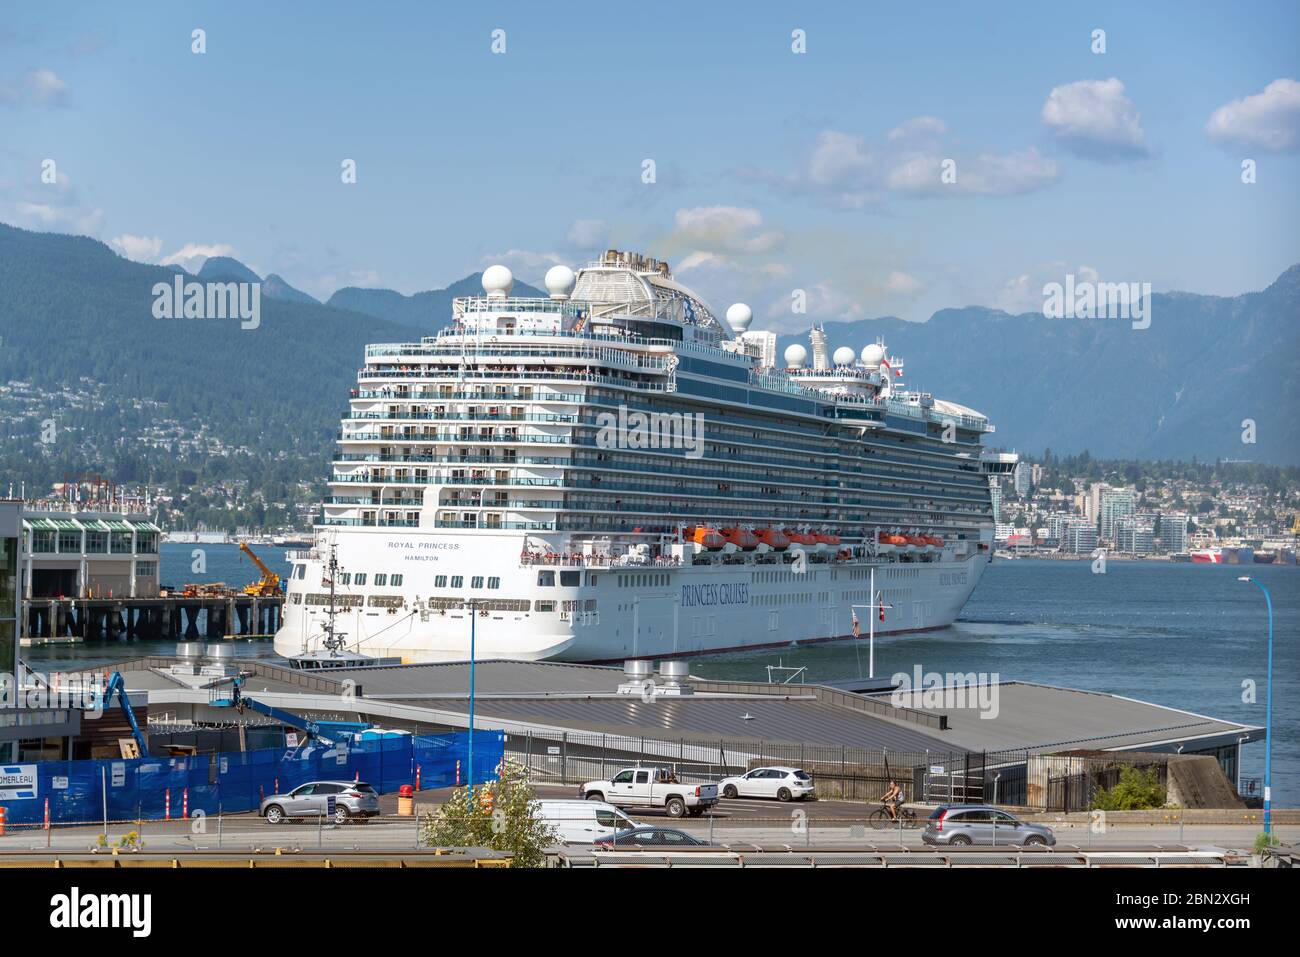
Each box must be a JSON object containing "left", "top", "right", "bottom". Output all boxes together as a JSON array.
[{"left": 991, "top": 465, "right": 1297, "bottom": 560}]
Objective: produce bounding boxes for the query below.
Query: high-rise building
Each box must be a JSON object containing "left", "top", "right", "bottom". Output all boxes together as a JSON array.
[
  {"left": 1100, "top": 488, "right": 1137, "bottom": 540},
  {"left": 1061, "top": 519, "right": 1099, "bottom": 554},
  {"left": 1116, "top": 516, "right": 1156, "bottom": 554},
  {"left": 1086, "top": 482, "right": 1109, "bottom": 526},
  {"left": 1159, "top": 512, "right": 1189, "bottom": 552},
  {"left": 990, "top": 482, "right": 1003, "bottom": 523},
  {"left": 1014, "top": 461, "right": 1032, "bottom": 496},
  {"left": 740, "top": 330, "right": 778, "bottom": 368}
]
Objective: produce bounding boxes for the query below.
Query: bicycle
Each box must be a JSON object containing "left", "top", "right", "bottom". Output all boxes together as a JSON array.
[{"left": 868, "top": 804, "right": 918, "bottom": 829}]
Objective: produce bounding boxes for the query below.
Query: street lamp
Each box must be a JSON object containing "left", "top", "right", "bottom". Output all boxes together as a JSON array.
[
  {"left": 466, "top": 597, "right": 483, "bottom": 807},
  {"left": 1238, "top": 576, "right": 1274, "bottom": 835}
]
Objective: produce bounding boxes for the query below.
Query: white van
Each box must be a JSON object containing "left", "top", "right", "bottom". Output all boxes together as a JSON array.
[{"left": 531, "top": 799, "right": 638, "bottom": 844}]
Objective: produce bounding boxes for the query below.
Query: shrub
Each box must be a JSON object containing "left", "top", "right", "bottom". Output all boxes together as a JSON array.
[
  {"left": 1092, "top": 766, "right": 1165, "bottom": 811},
  {"left": 419, "top": 760, "right": 558, "bottom": 868}
]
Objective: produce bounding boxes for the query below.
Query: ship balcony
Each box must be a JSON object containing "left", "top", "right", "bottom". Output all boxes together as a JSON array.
[
  {"left": 345, "top": 410, "right": 578, "bottom": 424},
  {"left": 336, "top": 430, "right": 575, "bottom": 444},
  {"left": 356, "top": 388, "right": 584, "bottom": 403}
]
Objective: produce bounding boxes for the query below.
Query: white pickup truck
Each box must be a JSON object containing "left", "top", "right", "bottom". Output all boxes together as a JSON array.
[{"left": 580, "top": 767, "right": 719, "bottom": 818}]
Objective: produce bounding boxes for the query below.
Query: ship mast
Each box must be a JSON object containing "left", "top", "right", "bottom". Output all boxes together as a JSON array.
[{"left": 318, "top": 540, "right": 348, "bottom": 657}]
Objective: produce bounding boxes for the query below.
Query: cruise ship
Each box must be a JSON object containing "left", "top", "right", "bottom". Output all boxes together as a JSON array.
[{"left": 274, "top": 250, "right": 1016, "bottom": 663}]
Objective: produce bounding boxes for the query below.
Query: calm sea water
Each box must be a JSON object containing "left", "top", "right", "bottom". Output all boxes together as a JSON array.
[{"left": 25, "top": 548, "right": 1297, "bottom": 803}]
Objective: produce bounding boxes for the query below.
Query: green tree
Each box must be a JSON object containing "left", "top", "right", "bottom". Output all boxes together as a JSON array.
[{"left": 419, "top": 761, "right": 557, "bottom": 868}]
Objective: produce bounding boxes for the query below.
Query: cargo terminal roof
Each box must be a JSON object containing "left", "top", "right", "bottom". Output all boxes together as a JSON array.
[{"left": 95, "top": 656, "right": 1262, "bottom": 759}]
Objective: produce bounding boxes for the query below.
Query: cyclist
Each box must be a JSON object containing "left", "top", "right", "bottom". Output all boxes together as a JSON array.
[{"left": 880, "top": 779, "right": 904, "bottom": 821}]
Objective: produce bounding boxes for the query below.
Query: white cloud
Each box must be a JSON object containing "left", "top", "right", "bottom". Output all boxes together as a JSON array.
[
  {"left": 1041, "top": 78, "right": 1152, "bottom": 159},
  {"left": 15, "top": 201, "right": 59, "bottom": 223},
  {"left": 160, "top": 242, "right": 238, "bottom": 272},
  {"left": 888, "top": 147, "right": 1058, "bottom": 196},
  {"left": 885, "top": 270, "right": 924, "bottom": 297},
  {"left": 993, "top": 262, "right": 1100, "bottom": 314},
  {"left": 22, "top": 68, "right": 68, "bottom": 106},
  {"left": 669, "top": 206, "right": 784, "bottom": 255},
  {"left": 887, "top": 116, "right": 947, "bottom": 141},
  {"left": 1205, "top": 78, "right": 1300, "bottom": 153},
  {"left": 13, "top": 199, "right": 103, "bottom": 235},
  {"left": 480, "top": 248, "right": 565, "bottom": 282},
  {"left": 744, "top": 121, "right": 1055, "bottom": 206},
  {"left": 110, "top": 234, "right": 163, "bottom": 262}
]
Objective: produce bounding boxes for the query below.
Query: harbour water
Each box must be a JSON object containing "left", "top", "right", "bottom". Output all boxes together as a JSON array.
[{"left": 23, "top": 548, "right": 1297, "bottom": 803}]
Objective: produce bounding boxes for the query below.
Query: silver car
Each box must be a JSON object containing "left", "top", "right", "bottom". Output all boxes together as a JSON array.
[
  {"left": 922, "top": 804, "right": 1056, "bottom": 847},
  {"left": 260, "top": 781, "right": 380, "bottom": 824}
]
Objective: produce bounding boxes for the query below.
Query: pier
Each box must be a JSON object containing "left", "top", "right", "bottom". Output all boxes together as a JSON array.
[{"left": 21, "top": 595, "right": 283, "bottom": 646}]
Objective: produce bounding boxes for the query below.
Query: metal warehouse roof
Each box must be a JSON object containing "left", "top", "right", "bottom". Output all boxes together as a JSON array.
[
  {"left": 873, "top": 681, "right": 1261, "bottom": 753},
  {"left": 386, "top": 693, "right": 957, "bottom": 753},
  {"left": 318, "top": 658, "right": 629, "bottom": 698}
]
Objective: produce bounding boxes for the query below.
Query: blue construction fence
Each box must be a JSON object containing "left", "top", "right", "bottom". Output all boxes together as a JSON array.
[{"left": 0, "top": 730, "right": 504, "bottom": 828}]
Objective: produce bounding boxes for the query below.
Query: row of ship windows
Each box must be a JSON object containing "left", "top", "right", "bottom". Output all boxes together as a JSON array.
[
  {"left": 292, "top": 593, "right": 594, "bottom": 613},
  {"left": 291, "top": 566, "right": 406, "bottom": 588}
]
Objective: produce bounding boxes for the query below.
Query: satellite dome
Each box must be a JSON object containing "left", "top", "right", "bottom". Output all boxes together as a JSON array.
[
  {"left": 833, "top": 346, "right": 857, "bottom": 367},
  {"left": 860, "top": 343, "right": 886, "bottom": 369},
  {"left": 544, "top": 265, "right": 576, "bottom": 300},
  {"left": 725, "top": 302, "right": 754, "bottom": 334},
  {"left": 482, "top": 264, "right": 514, "bottom": 298},
  {"left": 784, "top": 343, "right": 808, "bottom": 367}
]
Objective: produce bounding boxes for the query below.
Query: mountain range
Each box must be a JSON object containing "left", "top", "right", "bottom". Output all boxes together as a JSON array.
[
  {"left": 0, "top": 222, "right": 1296, "bottom": 489},
  {"left": 775, "top": 267, "right": 1300, "bottom": 465}
]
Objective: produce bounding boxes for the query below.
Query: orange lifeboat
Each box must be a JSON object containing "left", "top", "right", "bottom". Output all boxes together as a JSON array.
[
  {"left": 815, "top": 530, "right": 841, "bottom": 547},
  {"left": 783, "top": 528, "right": 817, "bottom": 547},
  {"left": 882, "top": 533, "right": 908, "bottom": 546},
  {"left": 755, "top": 528, "right": 790, "bottom": 550},
  {"left": 904, "top": 535, "right": 926, "bottom": 548},
  {"left": 721, "top": 527, "right": 759, "bottom": 550},
  {"left": 924, "top": 535, "right": 944, "bottom": 547},
  {"left": 687, "top": 526, "right": 724, "bottom": 549}
]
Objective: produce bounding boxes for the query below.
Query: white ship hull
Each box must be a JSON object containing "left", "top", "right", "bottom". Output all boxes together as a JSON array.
[{"left": 274, "top": 528, "right": 988, "bottom": 664}]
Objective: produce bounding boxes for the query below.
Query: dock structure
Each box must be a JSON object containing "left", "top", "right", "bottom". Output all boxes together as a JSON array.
[{"left": 21, "top": 595, "right": 283, "bottom": 645}]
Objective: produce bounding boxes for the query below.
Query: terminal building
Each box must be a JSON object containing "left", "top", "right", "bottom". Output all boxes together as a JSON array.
[{"left": 20, "top": 508, "right": 162, "bottom": 600}]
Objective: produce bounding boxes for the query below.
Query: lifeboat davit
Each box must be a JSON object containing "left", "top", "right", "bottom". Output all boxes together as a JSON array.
[
  {"left": 755, "top": 528, "right": 790, "bottom": 550},
  {"left": 687, "top": 526, "right": 724, "bottom": 550},
  {"left": 721, "top": 527, "right": 759, "bottom": 550}
]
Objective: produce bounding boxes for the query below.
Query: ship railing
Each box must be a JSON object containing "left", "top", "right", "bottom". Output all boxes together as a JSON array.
[
  {"left": 355, "top": 368, "right": 674, "bottom": 391},
  {"left": 355, "top": 389, "right": 586, "bottom": 403}
]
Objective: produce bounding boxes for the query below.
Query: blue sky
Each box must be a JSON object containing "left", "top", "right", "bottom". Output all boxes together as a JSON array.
[{"left": 2, "top": 0, "right": 1298, "bottom": 328}]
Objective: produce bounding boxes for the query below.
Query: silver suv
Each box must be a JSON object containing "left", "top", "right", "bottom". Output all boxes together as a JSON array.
[
  {"left": 260, "top": 781, "right": 380, "bottom": 824},
  {"left": 922, "top": 804, "right": 1055, "bottom": 847}
]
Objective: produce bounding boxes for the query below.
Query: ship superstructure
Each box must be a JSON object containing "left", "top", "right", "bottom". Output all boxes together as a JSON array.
[{"left": 275, "top": 250, "right": 1015, "bottom": 662}]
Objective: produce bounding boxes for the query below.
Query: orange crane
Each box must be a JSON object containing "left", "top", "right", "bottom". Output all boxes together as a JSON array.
[{"left": 239, "top": 542, "right": 283, "bottom": 596}]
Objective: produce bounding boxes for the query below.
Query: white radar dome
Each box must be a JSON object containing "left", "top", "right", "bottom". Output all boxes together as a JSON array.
[
  {"left": 860, "top": 343, "right": 886, "bottom": 369},
  {"left": 544, "top": 265, "right": 577, "bottom": 300},
  {"left": 481, "top": 264, "right": 514, "bottom": 298},
  {"left": 784, "top": 343, "right": 808, "bottom": 367},
  {"left": 833, "top": 346, "right": 857, "bottom": 366},
  {"left": 725, "top": 302, "right": 754, "bottom": 334}
]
